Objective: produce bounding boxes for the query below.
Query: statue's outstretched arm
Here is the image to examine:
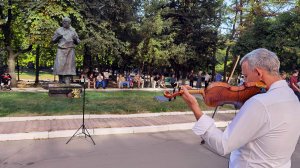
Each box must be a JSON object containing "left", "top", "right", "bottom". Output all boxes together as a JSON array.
[{"left": 52, "top": 30, "right": 63, "bottom": 43}]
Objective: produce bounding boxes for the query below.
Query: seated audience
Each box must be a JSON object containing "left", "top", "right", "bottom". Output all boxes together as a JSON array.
[
  {"left": 87, "top": 72, "right": 96, "bottom": 88},
  {"left": 170, "top": 74, "right": 178, "bottom": 88},
  {"left": 96, "top": 73, "right": 104, "bottom": 89},
  {"left": 102, "top": 72, "right": 109, "bottom": 89},
  {"left": 0, "top": 71, "right": 12, "bottom": 90},
  {"left": 134, "top": 73, "right": 144, "bottom": 88},
  {"left": 117, "top": 74, "right": 129, "bottom": 88},
  {"left": 153, "top": 74, "right": 160, "bottom": 88},
  {"left": 160, "top": 75, "right": 166, "bottom": 88},
  {"left": 127, "top": 75, "right": 134, "bottom": 88}
]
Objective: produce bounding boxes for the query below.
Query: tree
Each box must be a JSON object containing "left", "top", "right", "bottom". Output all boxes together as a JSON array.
[
  {"left": 162, "top": 0, "right": 222, "bottom": 77},
  {"left": 221, "top": 0, "right": 242, "bottom": 81},
  {"left": 75, "top": 0, "right": 141, "bottom": 73},
  {"left": 233, "top": 5, "right": 300, "bottom": 71},
  {"left": 136, "top": 10, "right": 174, "bottom": 73},
  {"left": 0, "top": 0, "right": 32, "bottom": 86}
]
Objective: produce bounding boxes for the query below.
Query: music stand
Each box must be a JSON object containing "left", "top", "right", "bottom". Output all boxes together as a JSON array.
[{"left": 66, "top": 77, "right": 96, "bottom": 145}]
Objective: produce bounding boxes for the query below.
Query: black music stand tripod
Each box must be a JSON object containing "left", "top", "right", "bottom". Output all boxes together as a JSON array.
[{"left": 66, "top": 77, "right": 96, "bottom": 145}]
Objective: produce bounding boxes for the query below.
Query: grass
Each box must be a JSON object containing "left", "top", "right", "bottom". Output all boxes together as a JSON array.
[
  {"left": 18, "top": 70, "right": 55, "bottom": 81},
  {"left": 6, "top": 71, "right": 235, "bottom": 117},
  {"left": 0, "top": 90, "right": 233, "bottom": 117}
]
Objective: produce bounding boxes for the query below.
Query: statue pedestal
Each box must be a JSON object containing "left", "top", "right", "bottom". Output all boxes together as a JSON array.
[{"left": 48, "top": 84, "right": 82, "bottom": 98}]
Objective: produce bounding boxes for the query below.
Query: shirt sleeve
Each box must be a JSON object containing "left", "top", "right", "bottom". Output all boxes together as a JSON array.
[
  {"left": 192, "top": 97, "right": 269, "bottom": 156},
  {"left": 192, "top": 114, "right": 215, "bottom": 135}
]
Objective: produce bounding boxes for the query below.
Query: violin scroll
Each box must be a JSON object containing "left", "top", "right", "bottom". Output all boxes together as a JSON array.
[{"left": 163, "top": 90, "right": 183, "bottom": 99}]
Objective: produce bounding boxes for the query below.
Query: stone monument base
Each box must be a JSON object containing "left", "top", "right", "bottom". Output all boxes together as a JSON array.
[{"left": 48, "top": 84, "right": 82, "bottom": 98}]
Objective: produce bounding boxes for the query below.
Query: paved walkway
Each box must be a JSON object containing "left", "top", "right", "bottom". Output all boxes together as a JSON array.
[
  {"left": 0, "top": 110, "right": 237, "bottom": 141},
  {"left": 0, "top": 87, "right": 237, "bottom": 141}
]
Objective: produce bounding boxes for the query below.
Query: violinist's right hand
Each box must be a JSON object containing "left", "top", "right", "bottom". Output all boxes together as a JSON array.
[{"left": 180, "top": 85, "right": 203, "bottom": 120}]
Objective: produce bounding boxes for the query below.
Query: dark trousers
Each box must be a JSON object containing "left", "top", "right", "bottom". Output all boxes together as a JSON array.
[
  {"left": 96, "top": 80, "right": 108, "bottom": 89},
  {"left": 294, "top": 91, "right": 300, "bottom": 101},
  {"left": 205, "top": 81, "right": 209, "bottom": 88},
  {"left": 189, "top": 80, "right": 194, "bottom": 87}
]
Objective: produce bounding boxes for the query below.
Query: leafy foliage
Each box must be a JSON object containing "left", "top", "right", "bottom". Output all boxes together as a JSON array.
[
  {"left": 233, "top": 9, "right": 300, "bottom": 71},
  {"left": 1, "top": 0, "right": 299, "bottom": 84}
]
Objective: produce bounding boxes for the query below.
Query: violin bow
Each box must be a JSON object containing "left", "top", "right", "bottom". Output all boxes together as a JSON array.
[{"left": 226, "top": 55, "right": 240, "bottom": 84}]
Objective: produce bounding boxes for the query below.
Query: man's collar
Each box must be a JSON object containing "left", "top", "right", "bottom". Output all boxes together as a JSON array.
[{"left": 268, "top": 80, "right": 288, "bottom": 91}]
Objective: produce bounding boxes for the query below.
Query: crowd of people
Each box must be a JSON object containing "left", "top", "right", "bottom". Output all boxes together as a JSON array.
[
  {"left": 116, "top": 73, "right": 144, "bottom": 89},
  {"left": 188, "top": 70, "right": 216, "bottom": 89},
  {"left": 75, "top": 67, "right": 300, "bottom": 103},
  {"left": 79, "top": 68, "right": 109, "bottom": 89},
  {"left": 0, "top": 66, "right": 299, "bottom": 100}
]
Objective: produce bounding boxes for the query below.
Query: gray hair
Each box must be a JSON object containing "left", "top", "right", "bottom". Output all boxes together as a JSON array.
[
  {"left": 62, "top": 17, "right": 71, "bottom": 23},
  {"left": 240, "top": 48, "right": 280, "bottom": 76}
]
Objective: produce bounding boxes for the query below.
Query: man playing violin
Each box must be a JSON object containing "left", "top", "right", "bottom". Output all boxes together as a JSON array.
[{"left": 181, "top": 48, "right": 300, "bottom": 168}]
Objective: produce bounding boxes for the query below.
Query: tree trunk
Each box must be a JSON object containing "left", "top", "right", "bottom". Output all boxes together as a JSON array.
[
  {"left": 7, "top": 50, "right": 16, "bottom": 87},
  {"left": 95, "top": 54, "right": 102, "bottom": 72},
  {"left": 35, "top": 45, "right": 40, "bottom": 85},
  {"left": 17, "top": 57, "right": 20, "bottom": 81},
  {"left": 83, "top": 44, "right": 92, "bottom": 70},
  {"left": 212, "top": 47, "right": 217, "bottom": 81}
]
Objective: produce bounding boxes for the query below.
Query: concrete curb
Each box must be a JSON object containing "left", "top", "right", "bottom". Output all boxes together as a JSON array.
[
  {"left": 11, "top": 87, "right": 168, "bottom": 93},
  {"left": 0, "top": 110, "right": 238, "bottom": 122},
  {"left": 0, "top": 121, "right": 230, "bottom": 141}
]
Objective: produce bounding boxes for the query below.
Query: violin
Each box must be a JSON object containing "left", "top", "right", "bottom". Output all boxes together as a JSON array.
[{"left": 164, "top": 81, "right": 266, "bottom": 108}]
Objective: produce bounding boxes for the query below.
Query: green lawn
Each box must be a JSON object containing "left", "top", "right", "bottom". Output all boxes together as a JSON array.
[
  {"left": 18, "top": 70, "right": 55, "bottom": 81},
  {"left": 0, "top": 91, "right": 233, "bottom": 117}
]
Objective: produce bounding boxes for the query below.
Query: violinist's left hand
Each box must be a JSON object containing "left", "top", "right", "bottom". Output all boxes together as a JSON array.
[{"left": 180, "top": 85, "right": 203, "bottom": 120}]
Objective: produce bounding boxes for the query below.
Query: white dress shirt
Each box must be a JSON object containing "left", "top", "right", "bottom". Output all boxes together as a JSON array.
[{"left": 192, "top": 80, "right": 300, "bottom": 168}]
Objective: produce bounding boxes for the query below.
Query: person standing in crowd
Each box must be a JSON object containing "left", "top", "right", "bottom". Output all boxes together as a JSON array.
[
  {"left": 180, "top": 48, "right": 300, "bottom": 168},
  {"left": 214, "top": 72, "right": 223, "bottom": 82},
  {"left": 290, "top": 69, "right": 300, "bottom": 101},
  {"left": 196, "top": 71, "right": 202, "bottom": 88},
  {"left": 204, "top": 72, "right": 211, "bottom": 88},
  {"left": 188, "top": 70, "right": 194, "bottom": 87}
]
